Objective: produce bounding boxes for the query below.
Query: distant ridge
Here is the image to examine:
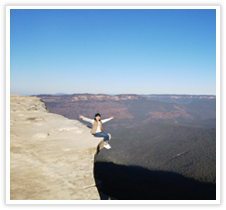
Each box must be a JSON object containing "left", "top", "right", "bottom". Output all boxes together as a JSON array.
[
  {"left": 35, "top": 93, "right": 216, "bottom": 105},
  {"left": 35, "top": 93, "right": 216, "bottom": 98}
]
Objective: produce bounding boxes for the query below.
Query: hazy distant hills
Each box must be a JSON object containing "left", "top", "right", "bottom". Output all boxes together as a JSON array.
[{"left": 147, "top": 94, "right": 216, "bottom": 104}]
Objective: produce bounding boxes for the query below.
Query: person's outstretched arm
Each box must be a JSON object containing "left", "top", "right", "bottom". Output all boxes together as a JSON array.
[
  {"left": 102, "top": 116, "right": 114, "bottom": 123},
  {"left": 79, "top": 115, "right": 94, "bottom": 124}
]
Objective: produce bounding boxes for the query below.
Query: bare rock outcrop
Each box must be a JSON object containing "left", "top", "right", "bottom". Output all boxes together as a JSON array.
[{"left": 10, "top": 95, "right": 103, "bottom": 200}]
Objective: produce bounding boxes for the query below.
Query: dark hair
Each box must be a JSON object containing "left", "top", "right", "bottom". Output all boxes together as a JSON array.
[{"left": 94, "top": 113, "right": 101, "bottom": 121}]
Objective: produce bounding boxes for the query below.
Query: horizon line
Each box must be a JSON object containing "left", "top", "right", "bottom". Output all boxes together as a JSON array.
[{"left": 10, "top": 93, "right": 216, "bottom": 97}]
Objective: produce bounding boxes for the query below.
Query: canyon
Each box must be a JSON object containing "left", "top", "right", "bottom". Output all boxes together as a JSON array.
[
  {"left": 19, "top": 93, "right": 216, "bottom": 200},
  {"left": 34, "top": 93, "right": 216, "bottom": 200},
  {"left": 36, "top": 93, "right": 216, "bottom": 130}
]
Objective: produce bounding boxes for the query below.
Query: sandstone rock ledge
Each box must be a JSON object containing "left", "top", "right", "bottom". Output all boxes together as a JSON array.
[{"left": 10, "top": 95, "right": 103, "bottom": 200}]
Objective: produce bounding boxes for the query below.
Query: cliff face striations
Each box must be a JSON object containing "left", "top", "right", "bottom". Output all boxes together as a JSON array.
[
  {"left": 35, "top": 93, "right": 216, "bottom": 132},
  {"left": 10, "top": 95, "right": 102, "bottom": 200}
]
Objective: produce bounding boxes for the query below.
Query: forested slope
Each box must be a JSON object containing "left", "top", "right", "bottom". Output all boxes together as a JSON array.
[{"left": 96, "top": 122, "right": 216, "bottom": 184}]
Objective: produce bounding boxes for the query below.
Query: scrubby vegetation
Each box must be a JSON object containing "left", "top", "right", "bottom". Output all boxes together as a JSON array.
[
  {"left": 95, "top": 122, "right": 216, "bottom": 200},
  {"left": 97, "top": 122, "right": 216, "bottom": 184}
]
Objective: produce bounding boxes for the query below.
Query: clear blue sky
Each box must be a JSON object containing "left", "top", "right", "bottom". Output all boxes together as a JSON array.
[{"left": 10, "top": 9, "right": 216, "bottom": 95}]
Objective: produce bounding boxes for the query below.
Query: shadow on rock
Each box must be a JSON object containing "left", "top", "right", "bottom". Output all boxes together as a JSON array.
[{"left": 94, "top": 161, "right": 216, "bottom": 200}]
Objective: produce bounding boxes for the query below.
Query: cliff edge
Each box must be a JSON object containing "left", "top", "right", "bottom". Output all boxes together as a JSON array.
[{"left": 10, "top": 95, "right": 103, "bottom": 200}]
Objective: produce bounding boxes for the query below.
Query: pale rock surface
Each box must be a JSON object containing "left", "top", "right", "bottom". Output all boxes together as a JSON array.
[{"left": 10, "top": 95, "right": 103, "bottom": 200}]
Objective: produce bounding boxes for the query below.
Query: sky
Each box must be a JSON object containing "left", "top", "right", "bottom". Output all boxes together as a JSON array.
[{"left": 10, "top": 8, "right": 217, "bottom": 96}]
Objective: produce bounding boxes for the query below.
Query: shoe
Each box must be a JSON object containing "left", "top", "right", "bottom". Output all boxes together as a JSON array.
[{"left": 104, "top": 142, "right": 111, "bottom": 149}]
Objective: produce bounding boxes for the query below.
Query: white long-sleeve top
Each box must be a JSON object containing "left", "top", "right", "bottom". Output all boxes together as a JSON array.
[{"left": 81, "top": 117, "right": 112, "bottom": 133}]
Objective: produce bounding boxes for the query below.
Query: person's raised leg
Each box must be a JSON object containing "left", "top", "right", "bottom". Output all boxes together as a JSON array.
[
  {"left": 93, "top": 132, "right": 109, "bottom": 142},
  {"left": 93, "top": 132, "right": 111, "bottom": 149}
]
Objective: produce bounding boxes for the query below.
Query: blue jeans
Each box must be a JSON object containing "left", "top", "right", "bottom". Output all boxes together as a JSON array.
[{"left": 93, "top": 132, "right": 109, "bottom": 142}]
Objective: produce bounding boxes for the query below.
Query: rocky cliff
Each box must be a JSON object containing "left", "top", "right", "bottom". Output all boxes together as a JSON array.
[{"left": 10, "top": 95, "right": 103, "bottom": 200}]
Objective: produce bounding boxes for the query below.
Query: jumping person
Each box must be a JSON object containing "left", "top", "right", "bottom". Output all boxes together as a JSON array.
[{"left": 79, "top": 113, "right": 114, "bottom": 149}]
